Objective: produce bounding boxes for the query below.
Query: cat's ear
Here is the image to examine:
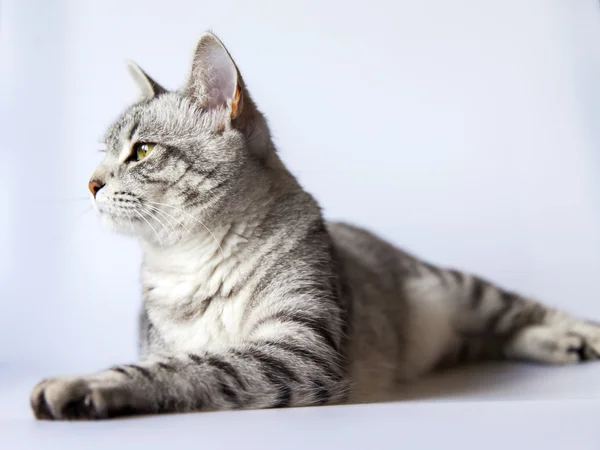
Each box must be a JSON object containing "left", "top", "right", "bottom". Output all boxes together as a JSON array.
[
  {"left": 185, "top": 32, "right": 243, "bottom": 119},
  {"left": 126, "top": 61, "right": 167, "bottom": 100}
]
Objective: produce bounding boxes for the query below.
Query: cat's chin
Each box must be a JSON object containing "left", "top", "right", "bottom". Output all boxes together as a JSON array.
[{"left": 98, "top": 213, "right": 139, "bottom": 237}]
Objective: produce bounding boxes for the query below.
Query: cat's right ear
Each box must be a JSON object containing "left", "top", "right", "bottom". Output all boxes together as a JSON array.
[{"left": 126, "top": 61, "right": 166, "bottom": 100}]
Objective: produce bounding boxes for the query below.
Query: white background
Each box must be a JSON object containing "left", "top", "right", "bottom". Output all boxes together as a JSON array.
[{"left": 1, "top": 1, "right": 600, "bottom": 447}]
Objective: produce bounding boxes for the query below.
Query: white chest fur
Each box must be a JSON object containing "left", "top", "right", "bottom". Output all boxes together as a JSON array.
[{"left": 140, "top": 232, "right": 256, "bottom": 354}]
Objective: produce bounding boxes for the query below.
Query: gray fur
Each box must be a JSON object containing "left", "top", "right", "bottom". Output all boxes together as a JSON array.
[{"left": 31, "top": 32, "right": 600, "bottom": 420}]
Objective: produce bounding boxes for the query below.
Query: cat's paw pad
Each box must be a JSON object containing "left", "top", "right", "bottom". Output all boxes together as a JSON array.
[{"left": 30, "top": 376, "right": 134, "bottom": 420}]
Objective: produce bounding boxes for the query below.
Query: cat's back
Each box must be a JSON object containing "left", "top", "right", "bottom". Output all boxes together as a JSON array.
[{"left": 327, "top": 221, "right": 417, "bottom": 289}]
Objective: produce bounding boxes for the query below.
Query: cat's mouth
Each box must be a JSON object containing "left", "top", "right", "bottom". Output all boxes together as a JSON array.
[
  {"left": 94, "top": 194, "right": 177, "bottom": 245},
  {"left": 92, "top": 193, "right": 141, "bottom": 233},
  {"left": 94, "top": 190, "right": 141, "bottom": 214}
]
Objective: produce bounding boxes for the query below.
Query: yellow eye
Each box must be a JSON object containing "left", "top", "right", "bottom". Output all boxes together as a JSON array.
[{"left": 133, "top": 143, "right": 155, "bottom": 161}]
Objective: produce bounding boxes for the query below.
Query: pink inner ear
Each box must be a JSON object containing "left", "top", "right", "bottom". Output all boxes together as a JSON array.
[{"left": 200, "top": 45, "right": 237, "bottom": 109}]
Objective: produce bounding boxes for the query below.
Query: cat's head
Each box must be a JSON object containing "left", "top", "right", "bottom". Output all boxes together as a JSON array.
[{"left": 90, "top": 32, "right": 277, "bottom": 246}]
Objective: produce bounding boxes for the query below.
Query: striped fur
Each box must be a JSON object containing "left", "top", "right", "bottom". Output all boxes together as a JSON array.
[{"left": 31, "top": 32, "right": 600, "bottom": 420}]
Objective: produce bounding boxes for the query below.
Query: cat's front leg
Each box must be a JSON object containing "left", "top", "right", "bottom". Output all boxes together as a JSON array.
[{"left": 31, "top": 340, "right": 348, "bottom": 420}]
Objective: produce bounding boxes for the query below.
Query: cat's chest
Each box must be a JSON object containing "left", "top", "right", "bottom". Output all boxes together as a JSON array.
[
  {"left": 147, "top": 292, "right": 249, "bottom": 354},
  {"left": 141, "top": 253, "right": 252, "bottom": 354}
]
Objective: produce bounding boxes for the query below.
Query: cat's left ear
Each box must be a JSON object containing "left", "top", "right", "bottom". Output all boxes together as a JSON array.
[
  {"left": 185, "top": 32, "right": 244, "bottom": 119},
  {"left": 126, "top": 61, "right": 167, "bottom": 100}
]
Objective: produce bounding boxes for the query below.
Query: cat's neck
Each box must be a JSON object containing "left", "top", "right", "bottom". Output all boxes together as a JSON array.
[
  {"left": 141, "top": 219, "right": 257, "bottom": 271},
  {"left": 138, "top": 218, "right": 264, "bottom": 308},
  {"left": 139, "top": 178, "right": 319, "bottom": 302},
  {"left": 140, "top": 168, "right": 306, "bottom": 271}
]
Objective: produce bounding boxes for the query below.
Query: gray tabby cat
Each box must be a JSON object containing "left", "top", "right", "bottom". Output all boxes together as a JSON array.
[{"left": 31, "top": 32, "right": 600, "bottom": 420}]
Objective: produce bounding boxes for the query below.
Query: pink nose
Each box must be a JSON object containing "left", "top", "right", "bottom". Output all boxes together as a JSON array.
[{"left": 88, "top": 180, "right": 105, "bottom": 197}]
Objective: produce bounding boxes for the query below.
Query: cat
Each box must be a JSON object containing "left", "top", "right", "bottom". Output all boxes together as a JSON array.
[{"left": 31, "top": 32, "right": 600, "bottom": 420}]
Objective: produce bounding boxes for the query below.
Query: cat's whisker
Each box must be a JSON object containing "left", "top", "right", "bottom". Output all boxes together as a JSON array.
[
  {"left": 135, "top": 210, "right": 164, "bottom": 252},
  {"left": 146, "top": 201, "right": 224, "bottom": 257},
  {"left": 145, "top": 204, "right": 203, "bottom": 249},
  {"left": 73, "top": 206, "right": 94, "bottom": 221},
  {"left": 128, "top": 216, "right": 135, "bottom": 234},
  {"left": 145, "top": 205, "right": 177, "bottom": 232},
  {"left": 141, "top": 207, "right": 175, "bottom": 246},
  {"left": 142, "top": 207, "right": 179, "bottom": 245}
]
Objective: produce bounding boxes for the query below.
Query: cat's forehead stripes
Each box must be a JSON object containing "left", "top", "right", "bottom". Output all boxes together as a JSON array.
[
  {"left": 115, "top": 122, "right": 142, "bottom": 163},
  {"left": 102, "top": 106, "right": 143, "bottom": 157},
  {"left": 127, "top": 122, "right": 140, "bottom": 141}
]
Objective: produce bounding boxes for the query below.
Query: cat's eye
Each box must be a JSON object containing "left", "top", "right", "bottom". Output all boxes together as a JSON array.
[{"left": 132, "top": 142, "right": 155, "bottom": 161}]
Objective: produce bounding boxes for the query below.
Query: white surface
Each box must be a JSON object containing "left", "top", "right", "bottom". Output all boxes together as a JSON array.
[
  {"left": 2, "top": 364, "right": 600, "bottom": 449},
  {"left": 1, "top": 0, "right": 600, "bottom": 448}
]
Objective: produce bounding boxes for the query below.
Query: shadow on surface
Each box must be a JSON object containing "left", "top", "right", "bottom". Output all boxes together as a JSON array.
[{"left": 382, "top": 362, "right": 599, "bottom": 403}]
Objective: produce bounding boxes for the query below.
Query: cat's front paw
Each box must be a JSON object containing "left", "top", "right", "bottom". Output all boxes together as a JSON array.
[
  {"left": 30, "top": 376, "right": 136, "bottom": 420},
  {"left": 567, "top": 320, "right": 600, "bottom": 361},
  {"left": 505, "top": 319, "right": 600, "bottom": 365}
]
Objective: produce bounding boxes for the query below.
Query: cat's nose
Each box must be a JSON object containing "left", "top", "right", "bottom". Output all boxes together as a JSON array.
[{"left": 88, "top": 179, "right": 105, "bottom": 197}]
